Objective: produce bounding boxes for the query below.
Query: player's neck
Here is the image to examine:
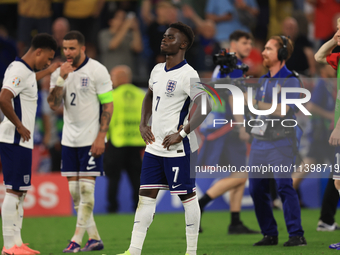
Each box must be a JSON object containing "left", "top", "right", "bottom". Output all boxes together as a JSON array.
[
  {"left": 74, "top": 53, "right": 86, "bottom": 69},
  {"left": 269, "top": 61, "right": 285, "bottom": 77},
  {"left": 165, "top": 55, "right": 185, "bottom": 70},
  {"left": 21, "top": 51, "right": 35, "bottom": 70}
]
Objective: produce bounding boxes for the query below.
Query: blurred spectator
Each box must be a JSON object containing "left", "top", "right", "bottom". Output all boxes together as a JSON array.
[
  {"left": 292, "top": 64, "right": 336, "bottom": 211},
  {"left": 182, "top": 5, "right": 220, "bottom": 72},
  {"left": 267, "top": 0, "right": 293, "bottom": 39},
  {"left": 40, "top": 75, "right": 63, "bottom": 172},
  {"left": 147, "top": 1, "right": 178, "bottom": 67},
  {"left": 52, "top": 18, "right": 70, "bottom": 60},
  {"left": 205, "top": 0, "right": 258, "bottom": 49},
  {"left": 283, "top": 17, "right": 316, "bottom": 76},
  {"left": 0, "top": 25, "right": 17, "bottom": 87},
  {"left": 104, "top": 65, "right": 145, "bottom": 213},
  {"left": 98, "top": 10, "right": 143, "bottom": 75},
  {"left": 17, "top": 0, "right": 52, "bottom": 56},
  {"left": 63, "top": 0, "right": 105, "bottom": 59},
  {"left": 181, "top": 0, "right": 208, "bottom": 19},
  {"left": 309, "top": 0, "right": 340, "bottom": 44},
  {"left": 253, "top": 0, "right": 269, "bottom": 50}
]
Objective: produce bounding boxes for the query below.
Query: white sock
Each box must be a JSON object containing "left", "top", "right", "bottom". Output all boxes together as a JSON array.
[
  {"left": 2, "top": 193, "right": 19, "bottom": 249},
  {"left": 129, "top": 196, "right": 156, "bottom": 255},
  {"left": 14, "top": 193, "right": 25, "bottom": 247},
  {"left": 87, "top": 213, "right": 101, "bottom": 240},
  {"left": 72, "top": 179, "right": 95, "bottom": 244},
  {"left": 182, "top": 195, "right": 200, "bottom": 255},
  {"left": 69, "top": 180, "right": 100, "bottom": 242},
  {"left": 338, "top": 190, "right": 340, "bottom": 196}
]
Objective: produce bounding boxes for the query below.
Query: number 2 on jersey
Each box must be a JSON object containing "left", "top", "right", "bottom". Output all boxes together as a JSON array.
[
  {"left": 155, "top": 96, "right": 160, "bottom": 111},
  {"left": 70, "top": 93, "right": 76, "bottom": 106}
]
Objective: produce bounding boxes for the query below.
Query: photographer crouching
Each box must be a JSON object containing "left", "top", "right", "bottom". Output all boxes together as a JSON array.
[{"left": 248, "top": 36, "right": 307, "bottom": 246}]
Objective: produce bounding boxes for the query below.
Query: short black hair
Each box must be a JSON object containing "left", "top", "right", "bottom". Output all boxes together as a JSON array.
[
  {"left": 63, "top": 31, "right": 85, "bottom": 45},
  {"left": 169, "top": 22, "right": 195, "bottom": 51},
  {"left": 31, "top": 33, "right": 57, "bottom": 52},
  {"left": 229, "top": 30, "right": 252, "bottom": 42}
]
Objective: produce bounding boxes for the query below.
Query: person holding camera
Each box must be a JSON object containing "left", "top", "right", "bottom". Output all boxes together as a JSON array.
[
  {"left": 248, "top": 36, "right": 306, "bottom": 246},
  {"left": 198, "top": 30, "right": 259, "bottom": 235}
]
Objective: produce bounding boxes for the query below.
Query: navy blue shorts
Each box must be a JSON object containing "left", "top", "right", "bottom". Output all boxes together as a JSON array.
[
  {"left": 0, "top": 143, "right": 32, "bottom": 191},
  {"left": 333, "top": 146, "right": 340, "bottom": 180},
  {"left": 140, "top": 152, "right": 197, "bottom": 195},
  {"left": 61, "top": 145, "right": 104, "bottom": 177}
]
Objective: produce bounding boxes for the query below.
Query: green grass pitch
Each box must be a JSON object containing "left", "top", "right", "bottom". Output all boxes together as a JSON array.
[{"left": 11, "top": 209, "right": 340, "bottom": 254}]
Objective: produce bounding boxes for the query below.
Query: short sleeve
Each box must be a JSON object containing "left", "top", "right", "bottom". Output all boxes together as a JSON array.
[
  {"left": 2, "top": 67, "right": 26, "bottom": 97},
  {"left": 183, "top": 70, "right": 206, "bottom": 101},
  {"left": 50, "top": 68, "right": 61, "bottom": 90},
  {"left": 149, "top": 66, "right": 156, "bottom": 91},
  {"left": 94, "top": 64, "right": 113, "bottom": 95},
  {"left": 326, "top": 53, "right": 340, "bottom": 70}
]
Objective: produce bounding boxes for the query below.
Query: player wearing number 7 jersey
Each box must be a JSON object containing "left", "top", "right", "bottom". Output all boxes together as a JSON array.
[
  {"left": 117, "top": 22, "right": 211, "bottom": 255},
  {"left": 48, "top": 31, "right": 113, "bottom": 253},
  {"left": 315, "top": 17, "right": 340, "bottom": 250}
]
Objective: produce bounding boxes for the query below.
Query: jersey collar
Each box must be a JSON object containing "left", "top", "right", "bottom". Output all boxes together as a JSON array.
[
  {"left": 74, "top": 56, "right": 89, "bottom": 72},
  {"left": 164, "top": 59, "right": 187, "bottom": 72},
  {"left": 15, "top": 57, "right": 33, "bottom": 71},
  {"left": 263, "top": 65, "right": 290, "bottom": 78}
]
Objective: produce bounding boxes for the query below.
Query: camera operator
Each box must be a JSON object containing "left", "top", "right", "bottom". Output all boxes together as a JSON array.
[
  {"left": 248, "top": 36, "right": 307, "bottom": 246},
  {"left": 198, "top": 31, "right": 259, "bottom": 234}
]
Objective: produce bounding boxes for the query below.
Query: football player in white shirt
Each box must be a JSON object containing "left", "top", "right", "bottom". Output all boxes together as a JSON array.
[
  {"left": 118, "top": 22, "right": 211, "bottom": 255},
  {"left": 0, "top": 33, "right": 57, "bottom": 255},
  {"left": 47, "top": 31, "right": 113, "bottom": 253}
]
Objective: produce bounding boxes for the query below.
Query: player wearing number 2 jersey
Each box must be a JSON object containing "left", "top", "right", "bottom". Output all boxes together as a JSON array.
[
  {"left": 315, "top": 17, "right": 340, "bottom": 250},
  {"left": 48, "top": 31, "right": 113, "bottom": 253},
  {"left": 118, "top": 22, "right": 211, "bottom": 255}
]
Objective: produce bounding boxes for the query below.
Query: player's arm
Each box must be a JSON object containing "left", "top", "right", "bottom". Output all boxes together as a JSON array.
[
  {"left": 36, "top": 62, "right": 62, "bottom": 81},
  {"left": 47, "top": 62, "right": 74, "bottom": 111},
  {"left": 90, "top": 91, "right": 114, "bottom": 158},
  {"left": 315, "top": 35, "right": 338, "bottom": 64},
  {"left": 162, "top": 94, "right": 212, "bottom": 150},
  {"left": 0, "top": 89, "right": 30, "bottom": 141},
  {"left": 306, "top": 102, "right": 333, "bottom": 121},
  {"left": 140, "top": 88, "right": 155, "bottom": 144}
]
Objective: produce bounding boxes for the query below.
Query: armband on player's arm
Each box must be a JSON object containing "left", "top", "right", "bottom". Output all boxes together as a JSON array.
[{"left": 98, "top": 91, "right": 114, "bottom": 104}]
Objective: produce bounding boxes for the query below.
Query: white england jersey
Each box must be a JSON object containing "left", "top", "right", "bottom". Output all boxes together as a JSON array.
[
  {"left": 0, "top": 58, "right": 37, "bottom": 149},
  {"left": 146, "top": 60, "right": 205, "bottom": 157},
  {"left": 50, "top": 57, "right": 112, "bottom": 147}
]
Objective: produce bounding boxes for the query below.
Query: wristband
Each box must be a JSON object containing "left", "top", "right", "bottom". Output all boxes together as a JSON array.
[
  {"left": 56, "top": 76, "right": 65, "bottom": 87},
  {"left": 179, "top": 129, "right": 188, "bottom": 138}
]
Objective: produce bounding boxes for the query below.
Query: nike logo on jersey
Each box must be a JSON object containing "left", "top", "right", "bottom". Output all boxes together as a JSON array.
[
  {"left": 153, "top": 81, "right": 158, "bottom": 84},
  {"left": 172, "top": 184, "right": 182, "bottom": 189},
  {"left": 86, "top": 166, "right": 96, "bottom": 170}
]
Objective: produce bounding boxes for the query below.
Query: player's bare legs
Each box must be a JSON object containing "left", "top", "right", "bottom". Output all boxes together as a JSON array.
[
  {"left": 292, "top": 157, "right": 316, "bottom": 189},
  {"left": 67, "top": 176, "right": 101, "bottom": 248},
  {"left": 179, "top": 192, "right": 200, "bottom": 255}
]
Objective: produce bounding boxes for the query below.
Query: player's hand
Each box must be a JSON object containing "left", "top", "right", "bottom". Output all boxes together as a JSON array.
[
  {"left": 239, "top": 127, "right": 250, "bottom": 142},
  {"left": 59, "top": 62, "right": 75, "bottom": 80},
  {"left": 47, "top": 62, "right": 62, "bottom": 74},
  {"left": 90, "top": 137, "right": 105, "bottom": 158},
  {"left": 140, "top": 125, "right": 155, "bottom": 145},
  {"left": 329, "top": 127, "right": 340, "bottom": 146},
  {"left": 162, "top": 126, "right": 184, "bottom": 150},
  {"left": 17, "top": 124, "right": 31, "bottom": 142}
]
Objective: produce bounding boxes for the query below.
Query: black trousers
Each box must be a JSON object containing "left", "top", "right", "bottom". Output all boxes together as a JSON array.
[
  {"left": 104, "top": 143, "right": 143, "bottom": 212},
  {"left": 320, "top": 178, "right": 339, "bottom": 225}
]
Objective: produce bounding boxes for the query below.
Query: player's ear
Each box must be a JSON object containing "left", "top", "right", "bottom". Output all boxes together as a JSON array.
[
  {"left": 81, "top": 45, "right": 86, "bottom": 53},
  {"left": 180, "top": 41, "right": 188, "bottom": 50},
  {"left": 35, "top": 48, "right": 42, "bottom": 56}
]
